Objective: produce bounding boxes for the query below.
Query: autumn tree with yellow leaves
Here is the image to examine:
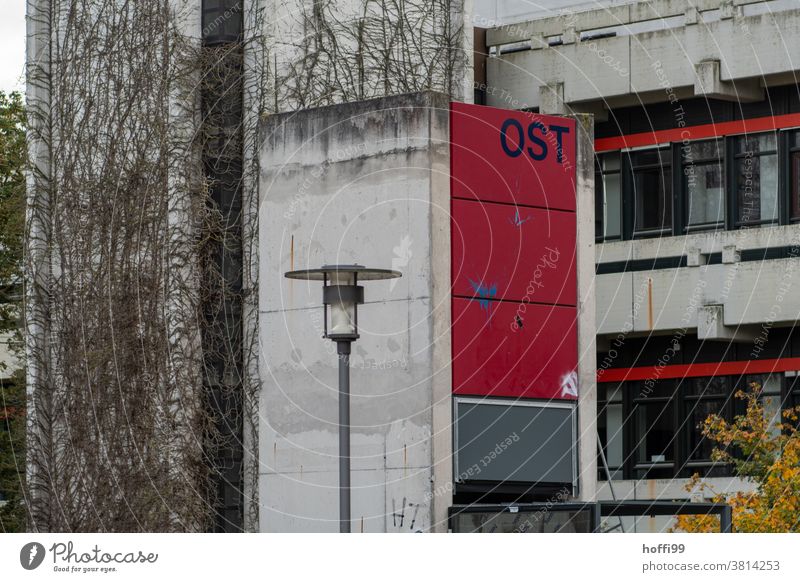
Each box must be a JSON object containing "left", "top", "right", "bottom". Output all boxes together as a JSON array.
[{"left": 676, "top": 383, "right": 800, "bottom": 533}]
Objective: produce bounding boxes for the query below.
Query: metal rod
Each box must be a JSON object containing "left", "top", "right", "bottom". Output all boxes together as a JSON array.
[
  {"left": 337, "top": 340, "right": 352, "bottom": 533},
  {"left": 597, "top": 436, "right": 625, "bottom": 533},
  {"left": 720, "top": 504, "right": 733, "bottom": 533}
]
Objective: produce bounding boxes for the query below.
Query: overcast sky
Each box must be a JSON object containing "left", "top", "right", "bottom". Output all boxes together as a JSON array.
[{"left": 1, "top": 0, "right": 26, "bottom": 94}]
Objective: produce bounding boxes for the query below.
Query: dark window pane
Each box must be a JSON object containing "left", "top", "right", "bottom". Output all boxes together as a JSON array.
[
  {"left": 788, "top": 377, "right": 800, "bottom": 422},
  {"left": 603, "top": 171, "right": 621, "bottom": 238},
  {"left": 595, "top": 170, "right": 604, "bottom": 238},
  {"left": 633, "top": 166, "right": 672, "bottom": 231},
  {"left": 685, "top": 398, "right": 726, "bottom": 461},
  {"left": 595, "top": 153, "right": 621, "bottom": 240},
  {"left": 598, "top": 398, "right": 623, "bottom": 474},
  {"left": 683, "top": 140, "right": 724, "bottom": 228},
  {"left": 634, "top": 401, "right": 674, "bottom": 464},
  {"left": 685, "top": 162, "right": 724, "bottom": 226},
  {"left": 685, "top": 376, "right": 730, "bottom": 396},
  {"left": 600, "top": 383, "right": 623, "bottom": 403},
  {"left": 792, "top": 151, "right": 800, "bottom": 220},
  {"left": 683, "top": 139, "right": 722, "bottom": 162},
  {"left": 635, "top": 379, "right": 676, "bottom": 400},
  {"left": 632, "top": 148, "right": 671, "bottom": 167},
  {"left": 736, "top": 150, "right": 778, "bottom": 224},
  {"left": 736, "top": 133, "right": 776, "bottom": 154}
]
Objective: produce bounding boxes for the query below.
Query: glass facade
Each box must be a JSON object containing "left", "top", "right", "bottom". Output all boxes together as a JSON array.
[
  {"left": 598, "top": 373, "right": 788, "bottom": 481},
  {"left": 594, "top": 129, "right": 800, "bottom": 241}
]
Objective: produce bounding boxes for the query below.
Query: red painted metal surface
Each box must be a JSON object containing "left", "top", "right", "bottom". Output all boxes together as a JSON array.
[
  {"left": 450, "top": 102, "right": 577, "bottom": 211},
  {"left": 595, "top": 113, "right": 800, "bottom": 152},
  {"left": 451, "top": 198, "right": 576, "bottom": 306},
  {"left": 450, "top": 101, "right": 578, "bottom": 401},
  {"left": 598, "top": 357, "right": 800, "bottom": 383},
  {"left": 452, "top": 298, "right": 578, "bottom": 400}
]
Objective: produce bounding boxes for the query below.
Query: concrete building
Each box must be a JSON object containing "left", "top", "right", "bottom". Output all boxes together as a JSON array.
[
  {"left": 26, "top": 0, "right": 800, "bottom": 532},
  {"left": 482, "top": 0, "right": 800, "bottom": 531},
  {"left": 259, "top": 92, "right": 596, "bottom": 532}
]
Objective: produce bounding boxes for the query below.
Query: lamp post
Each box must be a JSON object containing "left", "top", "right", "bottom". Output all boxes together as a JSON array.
[{"left": 284, "top": 264, "right": 401, "bottom": 533}]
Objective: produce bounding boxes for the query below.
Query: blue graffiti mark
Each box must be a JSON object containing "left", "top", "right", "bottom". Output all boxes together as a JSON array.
[
  {"left": 508, "top": 209, "right": 532, "bottom": 227},
  {"left": 468, "top": 279, "right": 497, "bottom": 316}
]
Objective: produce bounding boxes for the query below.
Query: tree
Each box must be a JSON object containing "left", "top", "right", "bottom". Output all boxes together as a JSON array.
[
  {"left": 0, "top": 90, "right": 26, "bottom": 532},
  {"left": 676, "top": 382, "right": 800, "bottom": 533}
]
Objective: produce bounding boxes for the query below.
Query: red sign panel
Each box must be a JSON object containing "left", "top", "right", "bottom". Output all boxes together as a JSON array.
[
  {"left": 451, "top": 198, "right": 576, "bottom": 306},
  {"left": 450, "top": 102, "right": 577, "bottom": 211},
  {"left": 450, "top": 102, "right": 578, "bottom": 400},
  {"left": 452, "top": 298, "right": 578, "bottom": 399}
]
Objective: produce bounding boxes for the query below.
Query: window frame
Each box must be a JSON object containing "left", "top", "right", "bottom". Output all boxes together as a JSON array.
[
  {"left": 680, "top": 137, "right": 726, "bottom": 234},
  {"left": 597, "top": 373, "right": 791, "bottom": 481},
  {"left": 626, "top": 146, "right": 674, "bottom": 238},
  {"left": 597, "top": 383, "right": 625, "bottom": 480},
  {"left": 594, "top": 152, "right": 623, "bottom": 243},
  {"left": 787, "top": 129, "right": 800, "bottom": 223},
  {"left": 596, "top": 124, "right": 800, "bottom": 244},
  {"left": 679, "top": 376, "right": 734, "bottom": 478},
  {"left": 731, "top": 131, "right": 780, "bottom": 229}
]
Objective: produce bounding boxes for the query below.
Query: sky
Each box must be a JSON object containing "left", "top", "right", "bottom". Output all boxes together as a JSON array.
[{"left": 0, "top": 0, "right": 27, "bottom": 95}]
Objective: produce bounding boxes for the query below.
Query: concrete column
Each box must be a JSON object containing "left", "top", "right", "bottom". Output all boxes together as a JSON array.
[{"left": 571, "top": 114, "right": 598, "bottom": 501}]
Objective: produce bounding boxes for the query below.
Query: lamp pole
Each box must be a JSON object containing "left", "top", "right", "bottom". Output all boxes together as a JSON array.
[
  {"left": 284, "top": 265, "right": 401, "bottom": 533},
  {"left": 337, "top": 339, "right": 351, "bottom": 533}
]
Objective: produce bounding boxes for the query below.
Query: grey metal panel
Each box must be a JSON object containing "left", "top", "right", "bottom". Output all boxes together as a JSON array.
[{"left": 454, "top": 398, "right": 576, "bottom": 485}]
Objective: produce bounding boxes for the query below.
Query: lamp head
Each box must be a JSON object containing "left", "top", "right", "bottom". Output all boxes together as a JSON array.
[{"left": 285, "top": 264, "right": 402, "bottom": 341}]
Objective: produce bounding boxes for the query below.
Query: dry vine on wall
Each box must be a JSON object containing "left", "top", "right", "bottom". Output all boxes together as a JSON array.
[
  {"left": 25, "top": 0, "right": 264, "bottom": 532},
  {"left": 24, "top": 0, "right": 462, "bottom": 533},
  {"left": 268, "top": 0, "right": 468, "bottom": 111}
]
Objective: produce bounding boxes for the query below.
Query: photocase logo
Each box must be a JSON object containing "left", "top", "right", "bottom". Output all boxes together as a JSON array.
[
  {"left": 20, "top": 542, "right": 46, "bottom": 570},
  {"left": 391, "top": 235, "right": 412, "bottom": 291}
]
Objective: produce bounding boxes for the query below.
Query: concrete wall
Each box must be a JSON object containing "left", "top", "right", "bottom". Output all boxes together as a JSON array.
[
  {"left": 258, "top": 92, "right": 452, "bottom": 532},
  {"left": 263, "top": 0, "right": 473, "bottom": 112},
  {"left": 596, "top": 227, "right": 800, "bottom": 337},
  {"left": 484, "top": 0, "right": 800, "bottom": 111},
  {"left": 573, "top": 115, "right": 599, "bottom": 501},
  {"left": 474, "top": 0, "right": 627, "bottom": 26}
]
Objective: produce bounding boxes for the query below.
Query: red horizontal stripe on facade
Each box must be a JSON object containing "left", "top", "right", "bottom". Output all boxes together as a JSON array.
[
  {"left": 595, "top": 113, "right": 800, "bottom": 152},
  {"left": 597, "top": 357, "right": 800, "bottom": 383}
]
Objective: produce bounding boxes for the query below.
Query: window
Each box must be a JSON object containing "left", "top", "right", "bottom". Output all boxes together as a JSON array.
[
  {"left": 734, "top": 133, "right": 778, "bottom": 227},
  {"left": 756, "top": 374, "right": 782, "bottom": 434},
  {"left": 790, "top": 131, "right": 800, "bottom": 221},
  {"left": 598, "top": 373, "right": 788, "bottom": 481},
  {"left": 785, "top": 375, "right": 800, "bottom": 425},
  {"left": 630, "top": 147, "right": 672, "bottom": 235},
  {"left": 597, "top": 384, "right": 623, "bottom": 480},
  {"left": 632, "top": 380, "right": 676, "bottom": 479},
  {"left": 598, "top": 124, "right": 800, "bottom": 242},
  {"left": 681, "top": 376, "right": 731, "bottom": 477},
  {"left": 682, "top": 139, "right": 724, "bottom": 231},
  {"left": 595, "top": 153, "right": 621, "bottom": 240}
]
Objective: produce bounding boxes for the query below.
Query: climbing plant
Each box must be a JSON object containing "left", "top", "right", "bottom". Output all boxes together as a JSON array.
[{"left": 676, "top": 383, "right": 800, "bottom": 533}]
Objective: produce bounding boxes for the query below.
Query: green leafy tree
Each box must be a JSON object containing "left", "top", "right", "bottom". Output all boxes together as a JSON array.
[{"left": 0, "top": 91, "right": 27, "bottom": 532}]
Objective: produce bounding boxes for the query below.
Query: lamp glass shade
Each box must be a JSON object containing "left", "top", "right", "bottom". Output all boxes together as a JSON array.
[{"left": 328, "top": 272, "right": 357, "bottom": 337}]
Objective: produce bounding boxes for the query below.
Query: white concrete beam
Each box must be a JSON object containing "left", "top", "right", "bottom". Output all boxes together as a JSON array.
[
  {"left": 694, "top": 60, "right": 763, "bottom": 103},
  {"left": 697, "top": 305, "right": 756, "bottom": 342}
]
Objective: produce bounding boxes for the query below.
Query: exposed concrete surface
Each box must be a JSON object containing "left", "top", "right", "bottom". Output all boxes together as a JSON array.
[
  {"left": 258, "top": 92, "right": 452, "bottom": 532},
  {"left": 485, "top": 0, "right": 800, "bottom": 111},
  {"left": 572, "top": 113, "right": 598, "bottom": 501}
]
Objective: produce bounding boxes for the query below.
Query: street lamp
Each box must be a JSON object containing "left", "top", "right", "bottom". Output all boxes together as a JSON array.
[{"left": 284, "top": 264, "right": 402, "bottom": 533}]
